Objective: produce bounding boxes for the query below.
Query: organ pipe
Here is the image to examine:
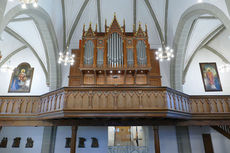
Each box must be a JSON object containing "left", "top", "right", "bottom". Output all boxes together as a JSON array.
[
  {"left": 84, "top": 40, "right": 94, "bottom": 65},
  {"left": 107, "top": 33, "right": 124, "bottom": 68},
  {"left": 137, "top": 40, "right": 147, "bottom": 66}
]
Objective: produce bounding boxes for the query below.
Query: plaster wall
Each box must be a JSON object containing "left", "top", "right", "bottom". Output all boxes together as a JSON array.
[
  {"left": 54, "top": 126, "right": 72, "bottom": 153},
  {"left": 0, "top": 48, "right": 49, "bottom": 95},
  {"left": 189, "top": 126, "right": 205, "bottom": 153},
  {"left": 76, "top": 126, "right": 108, "bottom": 153},
  {"left": 159, "top": 126, "right": 178, "bottom": 153},
  {"left": 183, "top": 48, "right": 230, "bottom": 95},
  {"left": 0, "top": 126, "right": 44, "bottom": 153}
]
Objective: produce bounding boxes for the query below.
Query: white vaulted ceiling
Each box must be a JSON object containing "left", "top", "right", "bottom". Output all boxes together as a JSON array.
[{"left": 1, "top": 0, "right": 230, "bottom": 91}]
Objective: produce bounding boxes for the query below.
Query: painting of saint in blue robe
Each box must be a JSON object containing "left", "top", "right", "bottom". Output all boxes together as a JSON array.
[{"left": 8, "top": 63, "right": 34, "bottom": 93}]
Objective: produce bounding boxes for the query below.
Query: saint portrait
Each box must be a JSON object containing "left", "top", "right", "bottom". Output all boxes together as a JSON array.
[
  {"left": 8, "top": 63, "right": 34, "bottom": 93},
  {"left": 199, "top": 63, "right": 222, "bottom": 92}
]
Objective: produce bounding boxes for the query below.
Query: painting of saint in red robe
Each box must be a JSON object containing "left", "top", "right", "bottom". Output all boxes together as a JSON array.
[
  {"left": 8, "top": 63, "right": 34, "bottom": 93},
  {"left": 200, "top": 63, "right": 222, "bottom": 92}
]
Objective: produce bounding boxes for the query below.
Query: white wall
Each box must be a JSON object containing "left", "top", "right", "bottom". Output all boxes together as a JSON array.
[
  {"left": 159, "top": 126, "right": 178, "bottom": 153},
  {"left": 0, "top": 48, "right": 49, "bottom": 95},
  {"left": 76, "top": 126, "right": 108, "bottom": 153},
  {"left": 54, "top": 126, "right": 72, "bottom": 153},
  {"left": 160, "top": 62, "right": 171, "bottom": 87},
  {"left": 210, "top": 128, "right": 230, "bottom": 153},
  {"left": 183, "top": 48, "right": 230, "bottom": 95},
  {"left": 189, "top": 126, "right": 205, "bottom": 153},
  {"left": 0, "top": 126, "right": 44, "bottom": 153}
]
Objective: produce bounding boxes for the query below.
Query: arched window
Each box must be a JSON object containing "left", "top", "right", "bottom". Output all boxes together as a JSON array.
[
  {"left": 136, "top": 40, "right": 147, "bottom": 66},
  {"left": 107, "top": 33, "right": 123, "bottom": 67},
  {"left": 84, "top": 40, "right": 94, "bottom": 65}
]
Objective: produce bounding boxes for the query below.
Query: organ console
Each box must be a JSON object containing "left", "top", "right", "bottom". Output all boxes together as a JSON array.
[{"left": 69, "top": 14, "right": 161, "bottom": 86}]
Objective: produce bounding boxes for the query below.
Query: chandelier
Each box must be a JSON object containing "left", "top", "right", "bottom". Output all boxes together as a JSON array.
[
  {"left": 58, "top": 47, "right": 75, "bottom": 66},
  {"left": 155, "top": 46, "right": 174, "bottom": 61},
  {"left": 0, "top": 61, "right": 14, "bottom": 74},
  {"left": 218, "top": 64, "right": 230, "bottom": 73},
  {"left": 8, "top": 0, "right": 38, "bottom": 9}
]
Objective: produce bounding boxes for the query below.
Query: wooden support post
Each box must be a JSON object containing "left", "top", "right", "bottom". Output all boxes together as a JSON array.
[
  {"left": 133, "top": 39, "right": 138, "bottom": 68},
  {"left": 134, "top": 70, "right": 137, "bottom": 85},
  {"left": 124, "top": 70, "right": 127, "bottom": 84},
  {"left": 104, "top": 70, "right": 107, "bottom": 84},
  {"left": 94, "top": 70, "right": 97, "bottom": 85},
  {"left": 103, "top": 40, "right": 107, "bottom": 68},
  {"left": 80, "top": 40, "right": 85, "bottom": 68},
  {"left": 123, "top": 40, "right": 127, "bottom": 68},
  {"left": 146, "top": 42, "right": 151, "bottom": 68},
  {"left": 93, "top": 40, "right": 97, "bottom": 68},
  {"left": 71, "top": 126, "right": 78, "bottom": 153},
  {"left": 153, "top": 126, "right": 160, "bottom": 153}
]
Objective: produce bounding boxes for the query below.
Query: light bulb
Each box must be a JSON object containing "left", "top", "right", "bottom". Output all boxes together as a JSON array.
[
  {"left": 33, "top": 2, "right": 38, "bottom": 8},
  {"left": 21, "top": 3, "right": 27, "bottom": 9}
]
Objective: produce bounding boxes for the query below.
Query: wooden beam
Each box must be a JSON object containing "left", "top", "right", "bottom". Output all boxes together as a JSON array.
[
  {"left": 153, "top": 126, "right": 161, "bottom": 153},
  {"left": 71, "top": 126, "right": 78, "bottom": 153}
]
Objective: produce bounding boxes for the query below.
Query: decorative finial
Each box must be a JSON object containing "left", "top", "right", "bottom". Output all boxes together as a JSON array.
[
  {"left": 83, "top": 24, "right": 85, "bottom": 33},
  {"left": 123, "top": 19, "right": 125, "bottom": 26},
  {"left": 105, "top": 19, "right": 107, "bottom": 33},
  {"left": 114, "top": 12, "right": 116, "bottom": 18},
  {"left": 89, "top": 22, "right": 92, "bottom": 27},
  {"left": 95, "top": 23, "right": 98, "bottom": 32},
  {"left": 145, "top": 24, "right": 147, "bottom": 31}
]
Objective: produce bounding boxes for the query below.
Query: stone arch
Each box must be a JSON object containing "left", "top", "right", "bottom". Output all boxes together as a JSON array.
[
  {"left": 171, "top": 3, "right": 230, "bottom": 91},
  {"left": 0, "top": 5, "right": 61, "bottom": 90}
]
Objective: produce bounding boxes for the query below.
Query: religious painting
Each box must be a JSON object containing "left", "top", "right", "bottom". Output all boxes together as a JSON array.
[
  {"left": 8, "top": 63, "right": 34, "bottom": 93},
  {"left": 199, "top": 63, "right": 222, "bottom": 92}
]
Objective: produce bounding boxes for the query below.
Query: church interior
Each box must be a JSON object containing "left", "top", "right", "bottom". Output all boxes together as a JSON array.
[{"left": 0, "top": 0, "right": 230, "bottom": 153}]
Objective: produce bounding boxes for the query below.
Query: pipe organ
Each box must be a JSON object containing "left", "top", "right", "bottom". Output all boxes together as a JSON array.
[{"left": 69, "top": 15, "right": 161, "bottom": 86}]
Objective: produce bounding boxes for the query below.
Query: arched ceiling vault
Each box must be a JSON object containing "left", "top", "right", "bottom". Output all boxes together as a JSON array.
[
  {"left": 1, "top": 0, "right": 230, "bottom": 91},
  {"left": 171, "top": 3, "right": 230, "bottom": 91}
]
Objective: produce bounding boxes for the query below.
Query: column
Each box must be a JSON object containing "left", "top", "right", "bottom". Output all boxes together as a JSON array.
[
  {"left": 153, "top": 126, "right": 160, "bottom": 153},
  {"left": 41, "top": 126, "right": 57, "bottom": 153},
  {"left": 176, "top": 126, "right": 192, "bottom": 153},
  {"left": 71, "top": 126, "right": 78, "bottom": 153}
]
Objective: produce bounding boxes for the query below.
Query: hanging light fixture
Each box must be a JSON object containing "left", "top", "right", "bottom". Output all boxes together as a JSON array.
[
  {"left": 8, "top": 0, "right": 38, "bottom": 9},
  {"left": 58, "top": 46, "right": 75, "bottom": 66},
  {"left": 218, "top": 64, "right": 230, "bottom": 73},
  {"left": 155, "top": 46, "right": 174, "bottom": 62},
  {"left": 0, "top": 61, "right": 14, "bottom": 74}
]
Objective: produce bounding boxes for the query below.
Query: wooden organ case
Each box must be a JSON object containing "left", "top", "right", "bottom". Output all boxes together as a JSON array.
[{"left": 69, "top": 15, "right": 161, "bottom": 86}]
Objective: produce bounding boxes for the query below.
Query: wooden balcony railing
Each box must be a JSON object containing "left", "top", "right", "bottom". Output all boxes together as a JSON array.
[{"left": 0, "top": 87, "right": 229, "bottom": 121}]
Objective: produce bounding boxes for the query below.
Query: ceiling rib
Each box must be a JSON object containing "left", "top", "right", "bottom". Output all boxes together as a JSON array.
[
  {"left": 164, "top": 0, "right": 169, "bottom": 45},
  {"left": 10, "top": 17, "right": 33, "bottom": 22},
  {"left": 66, "top": 0, "right": 89, "bottom": 48},
  {"left": 144, "top": 0, "right": 164, "bottom": 46},
  {"left": 97, "top": 0, "right": 102, "bottom": 32},
  {"left": 5, "top": 27, "right": 49, "bottom": 85},
  {"left": 182, "top": 24, "right": 225, "bottom": 84},
  {"left": 183, "top": 16, "right": 219, "bottom": 65},
  {"left": 204, "top": 45, "right": 230, "bottom": 64},
  {"left": 133, "top": 0, "right": 137, "bottom": 31},
  {"left": 61, "top": 0, "right": 66, "bottom": 50},
  {"left": 0, "top": 45, "right": 27, "bottom": 67}
]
